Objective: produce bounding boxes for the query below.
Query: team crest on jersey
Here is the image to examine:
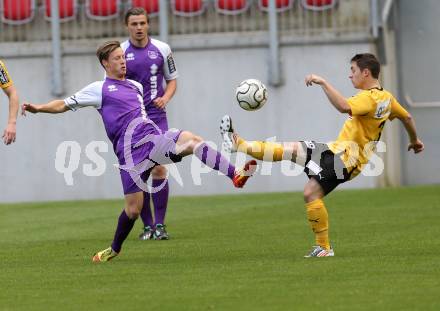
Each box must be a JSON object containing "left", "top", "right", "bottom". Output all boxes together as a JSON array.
[
  {"left": 148, "top": 51, "right": 159, "bottom": 60},
  {"left": 126, "top": 53, "right": 135, "bottom": 61},
  {"left": 108, "top": 85, "right": 118, "bottom": 92}
]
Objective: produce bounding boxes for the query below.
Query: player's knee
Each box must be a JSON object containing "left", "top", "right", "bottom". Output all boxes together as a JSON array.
[
  {"left": 186, "top": 133, "right": 204, "bottom": 152},
  {"left": 177, "top": 131, "right": 204, "bottom": 155},
  {"left": 191, "top": 135, "right": 203, "bottom": 146},
  {"left": 125, "top": 204, "right": 141, "bottom": 218},
  {"left": 125, "top": 208, "right": 140, "bottom": 219},
  {"left": 152, "top": 165, "right": 167, "bottom": 179},
  {"left": 304, "top": 184, "right": 319, "bottom": 203},
  {"left": 124, "top": 195, "right": 142, "bottom": 218},
  {"left": 304, "top": 177, "right": 325, "bottom": 203},
  {"left": 303, "top": 188, "right": 313, "bottom": 203}
]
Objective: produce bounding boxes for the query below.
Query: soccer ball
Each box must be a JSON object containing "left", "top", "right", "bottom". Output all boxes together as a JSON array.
[{"left": 235, "top": 79, "right": 268, "bottom": 111}]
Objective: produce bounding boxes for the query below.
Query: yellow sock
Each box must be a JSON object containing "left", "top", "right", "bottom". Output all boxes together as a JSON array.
[
  {"left": 305, "top": 199, "right": 330, "bottom": 250},
  {"left": 236, "top": 137, "right": 284, "bottom": 161}
]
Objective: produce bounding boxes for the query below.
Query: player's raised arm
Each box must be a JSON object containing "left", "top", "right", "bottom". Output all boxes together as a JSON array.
[
  {"left": 22, "top": 100, "right": 70, "bottom": 115},
  {"left": 22, "top": 80, "right": 104, "bottom": 117},
  {"left": 305, "top": 74, "right": 351, "bottom": 114}
]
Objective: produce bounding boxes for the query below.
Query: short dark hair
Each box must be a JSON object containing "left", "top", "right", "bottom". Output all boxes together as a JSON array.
[
  {"left": 351, "top": 53, "right": 380, "bottom": 79},
  {"left": 96, "top": 41, "right": 121, "bottom": 67},
  {"left": 125, "top": 7, "right": 149, "bottom": 25}
]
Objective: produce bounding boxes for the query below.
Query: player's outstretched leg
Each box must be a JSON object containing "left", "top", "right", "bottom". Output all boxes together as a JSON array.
[
  {"left": 176, "top": 131, "right": 257, "bottom": 188},
  {"left": 220, "top": 115, "right": 304, "bottom": 164}
]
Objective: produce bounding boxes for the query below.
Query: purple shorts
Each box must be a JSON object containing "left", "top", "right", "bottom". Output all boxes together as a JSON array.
[
  {"left": 150, "top": 115, "right": 168, "bottom": 132},
  {"left": 119, "top": 128, "right": 182, "bottom": 195}
]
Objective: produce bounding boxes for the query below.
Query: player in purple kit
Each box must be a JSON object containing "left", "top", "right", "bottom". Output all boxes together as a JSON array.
[
  {"left": 122, "top": 7, "right": 177, "bottom": 241},
  {"left": 22, "top": 41, "right": 256, "bottom": 262}
]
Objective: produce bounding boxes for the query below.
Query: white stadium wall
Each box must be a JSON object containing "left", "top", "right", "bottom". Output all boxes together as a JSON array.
[
  {"left": 397, "top": 0, "right": 440, "bottom": 185},
  {"left": 0, "top": 41, "right": 377, "bottom": 203}
]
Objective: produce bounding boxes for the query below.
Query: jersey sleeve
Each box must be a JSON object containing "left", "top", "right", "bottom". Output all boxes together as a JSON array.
[
  {"left": 153, "top": 39, "right": 179, "bottom": 81},
  {"left": 0, "top": 60, "right": 13, "bottom": 89},
  {"left": 120, "top": 40, "right": 130, "bottom": 53},
  {"left": 347, "top": 91, "right": 375, "bottom": 116},
  {"left": 164, "top": 49, "right": 178, "bottom": 81},
  {"left": 389, "top": 96, "right": 410, "bottom": 121},
  {"left": 64, "top": 81, "right": 103, "bottom": 111}
]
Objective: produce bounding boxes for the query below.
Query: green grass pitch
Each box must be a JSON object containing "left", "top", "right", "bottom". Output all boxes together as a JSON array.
[{"left": 1, "top": 186, "right": 439, "bottom": 310}]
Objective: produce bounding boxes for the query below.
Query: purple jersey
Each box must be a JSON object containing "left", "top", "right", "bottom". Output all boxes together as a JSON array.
[
  {"left": 64, "top": 78, "right": 159, "bottom": 164},
  {"left": 64, "top": 77, "right": 183, "bottom": 194},
  {"left": 121, "top": 38, "right": 178, "bottom": 120}
]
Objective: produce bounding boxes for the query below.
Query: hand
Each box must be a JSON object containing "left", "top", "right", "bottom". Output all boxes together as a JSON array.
[
  {"left": 408, "top": 139, "right": 424, "bottom": 154},
  {"left": 2, "top": 122, "right": 16, "bottom": 145},
  {"left": 21, "top": 102, "right": 39, "bottom": 116},
  {"left": 305, "top": 74, "right": 326, "bottom": 87},
  {"left": 153, "top": 97, "right": 168, "bottom": 110}
]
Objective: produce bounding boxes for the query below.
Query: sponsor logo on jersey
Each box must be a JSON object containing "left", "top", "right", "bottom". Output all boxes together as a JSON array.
[
  {"left": 150, "top": 64, "right": 158, "bottom": 75},
  {"left": 150, "top": 64, "right": 158, "bottom": 100},
  {"left": 148, "top": 50, "right": 159, "bottom": 60},
  {"left": 374, "top": 99, "right": 391, "bottom": 119},
  {"left": 108, "top": 85, "right": 118, "bottom": 92},
  {"left": 126, "top": 53, "right": 135, "bottom": 61},
  {"left": 0, "top": 66, "right": 10, "bottom": 85},
  {"left": 167, "top": 54, "right": 176, "bottom": 74}
]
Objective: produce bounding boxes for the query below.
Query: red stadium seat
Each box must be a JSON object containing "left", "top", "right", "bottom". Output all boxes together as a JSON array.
[
  {"left": 259, "top": 0, "right": 294, "bottom": 12},
  {"left": 130, "top": 0, "right": 159, "bottom": 17},
  {"left": 215, "top": 0, "right": 250, "bottom": 15},
  {"left": 172, "top": 0, "right": 205, "bottom": 17},
  {"left": 86, "top": 0, "right": 120, "bottom": 20},
  {"left": 301, "top": 0, "right": 337, "bottom": 11},
  {"left": 2, "top": 0, "right": 35, "bottom": 25},
  {"left": 44, "top": 0, "right": 77, "bottom": 21}
]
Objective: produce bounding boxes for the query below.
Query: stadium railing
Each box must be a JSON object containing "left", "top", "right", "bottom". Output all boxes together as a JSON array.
[{"left": 0, "top": 0, "right": 371, "bottom": 42}]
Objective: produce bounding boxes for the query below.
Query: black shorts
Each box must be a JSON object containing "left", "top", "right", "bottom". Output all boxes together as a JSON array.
[{"left": 300, "top": 141, "right": 352, "bottom": 195}]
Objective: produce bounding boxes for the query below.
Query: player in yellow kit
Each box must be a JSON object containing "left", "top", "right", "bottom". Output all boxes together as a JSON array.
[
  {"left": 220, "top": 53, "right": 424, "bottom": 257},
  {"left": 0, "top": 60, "right": 19, "bottom": 145}
]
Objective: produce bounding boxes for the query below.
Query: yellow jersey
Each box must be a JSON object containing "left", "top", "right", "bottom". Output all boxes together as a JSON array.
[
  {"left": 0, "top": 60, "right": 13, "bottom": 89},
  {"left": 328, "top": 88, "right": 409, "bottom": 179}
]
